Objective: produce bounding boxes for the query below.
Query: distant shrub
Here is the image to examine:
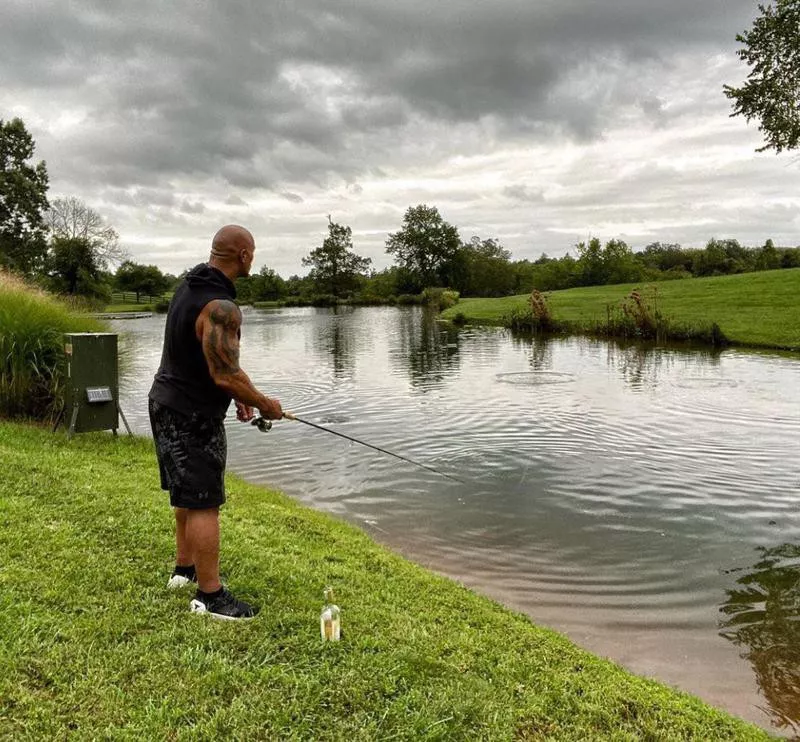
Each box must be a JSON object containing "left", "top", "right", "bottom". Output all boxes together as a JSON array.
[
  {"left": 397, "top": 293, "right": 423, "bottom": 306},
  {"left": 421, "top": 287, "right": 460, "bottom": 309},
  {"left": 154, "top": 299, "right": 171, "bottom": 313},
  {"left": 310, "top": 294, "right": 338, "bottom": 307},
  {"left": 451, "top": 312, "right": 468, "bottom": 326},
  {"left": 659, "top": 267, "right": 693, "bottom": 281},
  {"left": 0, "top": 270, "right": 105, "bottom": 421},
  {"left": 351, "top": 292, "right": 388, "bottom": 306}
]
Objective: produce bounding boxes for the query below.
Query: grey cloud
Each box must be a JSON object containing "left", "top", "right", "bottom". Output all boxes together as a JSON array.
[
  {"left": 503, "top": 185, "right": 544, "bottom": 203},
  {"left": 5, "top": 0, "right": 789, "bottom": 280},
  {"left": 0, "top": 0, "right": 760, "bottom": 194},
  {"left": 179, "top": 200, "right": 205, "bottom": 214},
  {"left": 639, "top": 97, "right": 669, "bottom": 127},
  {"left": 97, "top": 187, "right": 177, "bottom": 208}
]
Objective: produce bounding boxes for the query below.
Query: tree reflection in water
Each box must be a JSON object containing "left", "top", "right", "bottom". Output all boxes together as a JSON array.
[
  {"left": 506, "top": 331, "right": 725, "bottom": 391},
  {"left": 395, "top": 307, "right": 460, "bottom": 390},
  {"left": 312, "top": 306, "right": 363, "bottom": 382},
  {"left": 719, "top": 543, "right": 800, "bottom": 733}
]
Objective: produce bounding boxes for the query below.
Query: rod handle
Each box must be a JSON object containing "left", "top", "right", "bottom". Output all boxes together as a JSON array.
[{"left": 283, "top": 411, "right": 297, "bottom": 421}]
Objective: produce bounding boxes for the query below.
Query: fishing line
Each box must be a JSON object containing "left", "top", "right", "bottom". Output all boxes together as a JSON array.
[{"left": 251, "top": 413, "right": 462, "bottom": 483}]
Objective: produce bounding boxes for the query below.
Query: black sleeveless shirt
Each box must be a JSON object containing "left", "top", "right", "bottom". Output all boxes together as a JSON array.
[{"left": 149, "top": 263, "right": 237, "bottom": 419}]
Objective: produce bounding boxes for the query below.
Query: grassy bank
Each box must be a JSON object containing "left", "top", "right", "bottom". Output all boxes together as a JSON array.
[
  {"left": 102, "top": 303, "right": 155, "bottom": 313},
  {"left": 0, "top": 271, "right": 105, "bottom": 420},
  {"left": 0, "top": 422, "right": 770, "bottom": 740},
  {"left": 442, "top": 269, "right": 800, "bottom": 350},
  {"left": 252, "top": 300, "right": 284, "bottom": 309}
]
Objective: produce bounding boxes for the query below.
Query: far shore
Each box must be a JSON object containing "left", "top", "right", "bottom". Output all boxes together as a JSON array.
[{"left": 441, "top": 268, "right": 800, "bottom": 352}]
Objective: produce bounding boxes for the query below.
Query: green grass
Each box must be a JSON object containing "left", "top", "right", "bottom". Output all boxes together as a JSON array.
[
  {"left": 102, "top": 303, "right": 155, "bottom": 313},
  {"left": 251, "top": 300, "right": 284, "bottom": 309},
  {"left": 0, "top": 422, "right": 771, "bottom": 740},
  {"left": 0, "top": 271, "right": 105, "bottom": 420},
  {"left": 442, "top": 269, "right": 800, "bottom": 350}
]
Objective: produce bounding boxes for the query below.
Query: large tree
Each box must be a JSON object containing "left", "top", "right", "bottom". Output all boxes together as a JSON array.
[
  {"left": 724, "top": 0, "right": 800, "bottom": 153},
  {"left": 48, "top": 236, "right": 109, "bottom": 299},
  {"left": 115, "top": 260, "right": 171, "bottom": 302},
  {"left": 302, "top": 218, "right": 371, "bottom": 298},
  {"left": 250, "top": 265, "right": 286, "bottom": 302},
  {"left": 46, "top": 196, "right": 126, "bottom": 267},
  {"left": 385, "top": 205, "right": 461, "bottom": 290},
  {"left": 0, "top": 117, "right": 49, "bottom": 275},
  {"left": 235, "top": 266, "right": 286, "bottom": 304},
  {"left": 456, "top": 236, "right": 516, "bottom": 297}
]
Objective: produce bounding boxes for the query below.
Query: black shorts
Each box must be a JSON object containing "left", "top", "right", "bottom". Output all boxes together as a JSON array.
[{"left": 148, "top": 398, "right": 227, "bottom": 509}]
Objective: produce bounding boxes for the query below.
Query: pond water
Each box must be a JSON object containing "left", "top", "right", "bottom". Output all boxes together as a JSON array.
[{"left": 112, "top": 306, "right": 800, "bottom": 736}]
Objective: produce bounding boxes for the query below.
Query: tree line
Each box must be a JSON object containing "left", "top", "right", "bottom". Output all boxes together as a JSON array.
[{"left": 235, "top": 205, "right": 800, "bottom": 306}]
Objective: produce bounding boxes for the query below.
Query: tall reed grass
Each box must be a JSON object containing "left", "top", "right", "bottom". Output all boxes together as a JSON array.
[
  {"left": 597, "top": 287, "right": 729, "bottom": 346},
  {"left": 505, "top": 285, "right": 729, "bottom": 346},
  {"left": 507, "top": 289, "right": 564, "bottom": 333},
  {"left": 0, "top": 270, "right": 105, "bottom": 421}
]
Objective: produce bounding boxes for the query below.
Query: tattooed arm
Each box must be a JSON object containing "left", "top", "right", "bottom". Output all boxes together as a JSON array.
[{"left": 197, "top": 299, "right": 283, "bottom": 419}]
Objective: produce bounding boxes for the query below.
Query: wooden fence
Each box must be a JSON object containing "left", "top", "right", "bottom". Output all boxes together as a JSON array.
[{"left": 110, "top": 292, "right": 170, "bottom": 305}]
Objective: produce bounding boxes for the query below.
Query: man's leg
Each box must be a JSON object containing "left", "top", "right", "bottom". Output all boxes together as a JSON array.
[
  {"left": 186, "top": 507, "right": 222, "bottom": 594},
  {"left": 174, "top": 507, "right": 192, "bottom": 566},
  {"left": 186, "top": 505, "right": 257, "bottom": 620}
]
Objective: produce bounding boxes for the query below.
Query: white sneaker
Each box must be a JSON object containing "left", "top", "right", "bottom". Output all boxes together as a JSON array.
[{"left": 167, "top": 566, "right": 197, "bottom": 589}]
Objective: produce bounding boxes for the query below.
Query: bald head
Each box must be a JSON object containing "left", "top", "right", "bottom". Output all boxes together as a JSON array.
[{"left": 209, "top": 224, "right": 255, "bottom": 279}]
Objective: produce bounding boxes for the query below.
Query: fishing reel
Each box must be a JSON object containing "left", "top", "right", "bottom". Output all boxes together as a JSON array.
[{"left": 250, "top": 416, "right": 272, "bottom": 433}]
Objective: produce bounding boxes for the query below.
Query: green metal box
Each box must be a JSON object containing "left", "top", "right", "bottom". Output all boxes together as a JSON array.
[{"left": 62, "top": 333, "right": 128, "bottom": 436}]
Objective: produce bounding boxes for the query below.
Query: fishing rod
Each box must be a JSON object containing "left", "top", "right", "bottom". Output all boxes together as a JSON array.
[{"left": 251, "top": 412, "right": 462, "bottom": 483}]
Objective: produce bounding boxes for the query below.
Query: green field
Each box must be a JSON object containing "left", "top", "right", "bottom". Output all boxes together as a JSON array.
[
  {"left": 442, "top": 269, "right": 800, "bottom": 350},
  {"left": 0, "top": 422, "right": 770, "bottom": 740},
  {"left": 101, "top": 291, "right": 173, "bottom": 314},
  {"left": 251, "top": 300, "right": 283, "bottom": 309},
  {"left": 102, "top": 303, "right": 155, "bottom": 313}
]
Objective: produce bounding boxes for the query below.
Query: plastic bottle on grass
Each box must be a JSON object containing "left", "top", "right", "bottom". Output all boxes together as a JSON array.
[{"left": 320, "top": 586, "right": 341, "bottom": 641}]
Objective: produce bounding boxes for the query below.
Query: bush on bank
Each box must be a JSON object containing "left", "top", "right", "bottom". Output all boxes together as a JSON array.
[{"left": 0, "top": 269, "right": 104, "bottom": 421}]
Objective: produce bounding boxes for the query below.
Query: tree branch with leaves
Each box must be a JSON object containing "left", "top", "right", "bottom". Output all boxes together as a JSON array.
[
  {"left": 724, "top": 0, "right": 800, "bottom": 153},
  {"left": 0, "top": 117, "right": 49, "bottom": 275}
]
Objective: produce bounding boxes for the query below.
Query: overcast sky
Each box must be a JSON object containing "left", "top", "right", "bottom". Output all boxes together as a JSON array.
[{"left": 2, "top": 0, "right": 798, "bottom": 276}]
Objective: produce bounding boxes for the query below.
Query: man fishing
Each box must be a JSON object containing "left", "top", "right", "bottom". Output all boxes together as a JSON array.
[{"left": 149, "top": 224, "right": 283, "bottom": 620}]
